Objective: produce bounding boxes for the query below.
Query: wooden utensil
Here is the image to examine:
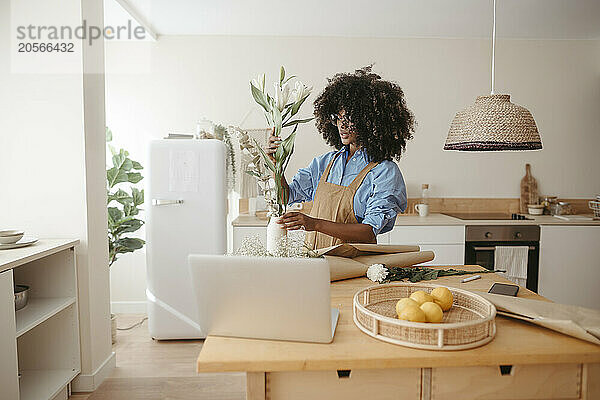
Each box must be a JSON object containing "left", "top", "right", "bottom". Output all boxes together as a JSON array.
[{"left": 520, "top": 163, "right": 538, "bottom": 213}]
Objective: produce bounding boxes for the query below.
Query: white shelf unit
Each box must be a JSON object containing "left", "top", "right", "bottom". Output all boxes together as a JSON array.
[
  {"left": 16, "top": 297, "right": 76, "bottom": 337},
  {"left": 0, "top": 239, "right": 80, "bottom": 400},
  {"left": 19, "top": 368, "right": 79, "bottom": 400}
]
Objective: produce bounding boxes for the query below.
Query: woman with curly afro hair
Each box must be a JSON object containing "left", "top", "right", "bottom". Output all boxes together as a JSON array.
[{"left": 267, "top": 66, "right": 416, "bottom": 249}]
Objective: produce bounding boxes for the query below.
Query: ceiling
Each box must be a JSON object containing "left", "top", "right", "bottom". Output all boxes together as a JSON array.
[{"left": 105, "top": 0, "right": 600, "bottom": 40}]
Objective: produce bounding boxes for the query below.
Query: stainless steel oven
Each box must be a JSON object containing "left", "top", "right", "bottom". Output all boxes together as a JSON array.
[{"left": 464, "top": 225, "right": 540, "bottom": 292}]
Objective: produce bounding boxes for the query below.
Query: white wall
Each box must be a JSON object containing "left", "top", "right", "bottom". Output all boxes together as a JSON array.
[
  {"left": 105, "top": 35, "right": 600, "bottom": 306},
  {"left": 0, "top": 0, "right": 114, "bottom": 390}
]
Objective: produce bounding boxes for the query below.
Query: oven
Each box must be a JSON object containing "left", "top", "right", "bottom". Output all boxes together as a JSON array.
[{"left": 464, "top": 225, "right": 540, "bottom": 292}]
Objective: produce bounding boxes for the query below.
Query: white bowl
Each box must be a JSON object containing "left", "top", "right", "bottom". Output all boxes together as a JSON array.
[
  {"left": 0, "top": 230, "right": 25, "bottom": 244},
  {"left": 528, "top": 207, "right": 544, "bottom": 215}
]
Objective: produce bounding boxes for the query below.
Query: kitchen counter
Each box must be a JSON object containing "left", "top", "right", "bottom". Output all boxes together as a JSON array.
[
  {"left": 197, "top": 266, "right": 600, "bottom": 399},
  {"left": 0, "top": 238, "right": 79, "bottom": 274},
  {"left": 232, "top": 212, "right": 600, "bottom": 227}
]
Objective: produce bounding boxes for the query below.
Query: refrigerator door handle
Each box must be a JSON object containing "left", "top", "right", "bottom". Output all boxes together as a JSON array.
[{"left": 152, "top": 199, "right": 184, "bottom": 206}]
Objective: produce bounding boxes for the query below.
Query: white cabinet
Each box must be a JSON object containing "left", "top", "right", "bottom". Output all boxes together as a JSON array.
[
  {"left": 388, "top": 226, "right": 464, "bottom": 245},
  {"left": 377, "top": 232, "right": 390, "bottom": 245},
  {"left": 539, "top": 225, "right": 600, "bottom": 309},
  {"left": 0, "top": 240, "right": 80, "bottom": 400},
  {"left": 0, "top": 269, "right": 19, "bottom": 400},
  {"left": 389, "top": 226, "right": 465, "bottom": 266}
]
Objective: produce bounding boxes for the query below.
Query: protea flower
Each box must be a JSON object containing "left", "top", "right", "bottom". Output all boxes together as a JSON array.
[{"left": 367, "top": 264, "right": 389, "bottom": 283}]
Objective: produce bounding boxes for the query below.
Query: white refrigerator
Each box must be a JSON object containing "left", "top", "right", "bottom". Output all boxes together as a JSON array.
[{"left": 146, "top": 138, "right": 227, "bottom": 339}]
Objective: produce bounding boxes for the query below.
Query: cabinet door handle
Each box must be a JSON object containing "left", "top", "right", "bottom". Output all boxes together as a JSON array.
[{"left": 152, "top": 199, "right": 184, "bottom": 206}]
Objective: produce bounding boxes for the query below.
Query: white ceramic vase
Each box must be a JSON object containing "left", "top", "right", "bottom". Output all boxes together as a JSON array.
[{"left": 266, "top": 216, "right": 287, "bottom": 254}]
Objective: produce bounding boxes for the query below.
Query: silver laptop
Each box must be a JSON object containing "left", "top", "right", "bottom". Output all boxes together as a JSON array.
[{"left": 188, "top": 255, "right": 339, "bottom": 343}]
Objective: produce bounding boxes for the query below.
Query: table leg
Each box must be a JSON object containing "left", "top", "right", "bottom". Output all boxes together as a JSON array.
[{"left": 246, "top": 372, "right": 266, "bottom": 400}]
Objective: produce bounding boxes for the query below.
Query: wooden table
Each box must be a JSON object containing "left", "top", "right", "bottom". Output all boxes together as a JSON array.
[{"left": 197, "top": 266, "right": 600, "bottom": 399}]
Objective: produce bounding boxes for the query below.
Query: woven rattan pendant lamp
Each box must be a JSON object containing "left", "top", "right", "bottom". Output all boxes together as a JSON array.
[{"left": 444, "top": 0, "right": 542, "bottom": 151}]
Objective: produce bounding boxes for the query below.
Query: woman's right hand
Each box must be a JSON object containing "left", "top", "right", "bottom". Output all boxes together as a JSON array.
[{"left": 266, "top": 127, "right": 280, "bottom": 164}]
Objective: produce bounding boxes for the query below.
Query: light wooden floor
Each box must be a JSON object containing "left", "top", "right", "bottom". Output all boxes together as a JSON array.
[{"left": 69, "top": 314, "right": 245, "bottom": 400}]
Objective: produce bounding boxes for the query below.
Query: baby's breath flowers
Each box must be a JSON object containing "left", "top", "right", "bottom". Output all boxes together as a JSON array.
[
  {"left": 233, "top": 233, "right": 319, "bottom": 258},
  {"left": 234, "top": 236, "right": 270, "bottom": 257}
]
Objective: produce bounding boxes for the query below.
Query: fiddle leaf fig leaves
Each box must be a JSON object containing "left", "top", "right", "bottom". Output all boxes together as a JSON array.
[
  {"left": 108, "top": 189, "right": 132, "bottom": 205},
  {"left": 107, "top": 167, "right": 128, "bottom": 188},
  {"left": 127, "top": 172, "right": 143, "bottom": 184},
  {"left": 131, "top": 188, "right": 144, "bottom": 207},
  {"left": 112, "top": 149, "right": 133, "bottom": 171},
  {"left": 106, "top": 128, "right": 145, "bottom": 267}
]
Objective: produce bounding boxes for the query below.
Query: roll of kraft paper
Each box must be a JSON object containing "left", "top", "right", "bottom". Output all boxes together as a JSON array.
[
  {"left": 316, "top": 243, "right": 435, "bottom": 282},
  {"left": 316, "top": 243, "right": 421, "bottom": 259}
]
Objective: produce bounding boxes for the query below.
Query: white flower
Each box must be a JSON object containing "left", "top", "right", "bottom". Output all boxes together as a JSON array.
[
  {"left": 273, "top": 82, "right": 291, "bottom": 111},
  {"left": 366, "top": 264, "right": 389, "bottom": 283},
  {"left": 251, "top": 73, "right": 265, "bottom": 91},
  {"left": 292, "top": 80, "right": 312, "bottom": 104}
]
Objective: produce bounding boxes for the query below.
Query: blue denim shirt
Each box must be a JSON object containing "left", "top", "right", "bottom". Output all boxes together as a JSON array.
[{"left": 287, "top": 147, "right": 407, "bottom": 235}]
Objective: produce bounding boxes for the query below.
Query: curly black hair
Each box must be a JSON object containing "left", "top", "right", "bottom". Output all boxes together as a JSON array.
[{"left": 313, "top": 66, "right": 416, "bottom": 162}]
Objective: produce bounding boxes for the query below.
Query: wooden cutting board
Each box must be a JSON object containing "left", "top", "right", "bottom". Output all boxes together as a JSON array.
[{"left": 520, "top": 163, "right": 539, "bottom": 213}]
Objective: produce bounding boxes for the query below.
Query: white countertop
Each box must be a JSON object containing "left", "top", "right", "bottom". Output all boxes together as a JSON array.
[
  {"left": 232, "top": 213, "right": 600, "bottom": 227},
  {"left": 0, "top": 239, "right": 79, "bottom": 273}
]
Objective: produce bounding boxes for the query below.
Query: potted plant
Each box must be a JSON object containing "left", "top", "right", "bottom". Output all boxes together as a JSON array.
[
  {"left": 235, "top": 67, "right": 313, "bottom": 253},
  {"left": 106, "top": 128, "right": 145, "bottom": 343}
]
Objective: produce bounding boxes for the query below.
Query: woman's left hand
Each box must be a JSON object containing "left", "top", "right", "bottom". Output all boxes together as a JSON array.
[{"left": 278, "top": 212, "right": 319, "bottom": 231}]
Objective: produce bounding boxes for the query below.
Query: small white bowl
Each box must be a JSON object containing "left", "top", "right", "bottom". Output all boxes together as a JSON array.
[
  {"left": 0, "top": 230, "right": 25, "bottom": 244},
  {"left": 527, "top": 205, "right": 544, "bottom": 215}
]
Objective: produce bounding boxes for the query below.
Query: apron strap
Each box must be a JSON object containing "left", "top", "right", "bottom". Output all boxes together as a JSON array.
[
  {"left": 347, "top": 161, "right": 379, "bottom": 192},
  {"left": 318, "top": 151, "right": 343, "bottom": 185}
]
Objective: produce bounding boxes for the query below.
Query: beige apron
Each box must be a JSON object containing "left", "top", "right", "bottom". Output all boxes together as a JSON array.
[{"left": 304, "top": 152, "right": 379, "bottom": 250}]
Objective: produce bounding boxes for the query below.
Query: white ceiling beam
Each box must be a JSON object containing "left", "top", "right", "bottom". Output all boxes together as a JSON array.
[{"left": 113, "top": 0, "right": 158, "bottom": 41}]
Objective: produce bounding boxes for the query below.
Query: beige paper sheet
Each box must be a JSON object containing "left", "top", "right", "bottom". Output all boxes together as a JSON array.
[{"left": 481, "top": 293, "right": 600, "bottom": 345}]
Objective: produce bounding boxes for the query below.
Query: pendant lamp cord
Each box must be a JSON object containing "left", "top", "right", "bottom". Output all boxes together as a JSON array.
[{"left": 491, "top": 0, "right": 497, "bottom": 95}]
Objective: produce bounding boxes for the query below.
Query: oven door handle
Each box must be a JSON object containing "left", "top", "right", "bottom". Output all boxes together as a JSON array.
[{"left": 473, "top": 246, "right": 537, "bottom": 251}]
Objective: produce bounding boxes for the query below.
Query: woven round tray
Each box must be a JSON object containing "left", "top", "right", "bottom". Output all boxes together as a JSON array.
[{"left": 353, "top": 283, "right": 496, "bottom": 350}]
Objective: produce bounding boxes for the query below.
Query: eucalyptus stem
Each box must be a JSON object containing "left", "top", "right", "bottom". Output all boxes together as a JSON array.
[{"left": 382, "top": 266, "right": 501, "bottom": 284}]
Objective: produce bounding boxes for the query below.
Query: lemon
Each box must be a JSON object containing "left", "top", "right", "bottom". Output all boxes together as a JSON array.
[
  {"left": 420, "top": 302, "right": 444, "bottom": 323},
  {"left": 431, "top": 287, "right": 454, "bottom": 311},
  {"left": 395, "top": 298, "right": 419, "bottom": 317},
  {"left": 397, "top": 304, "right": 427, "bottom": 323},
  {"left": 409, "top": 290, "right": 434, "bottom": 306}
]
